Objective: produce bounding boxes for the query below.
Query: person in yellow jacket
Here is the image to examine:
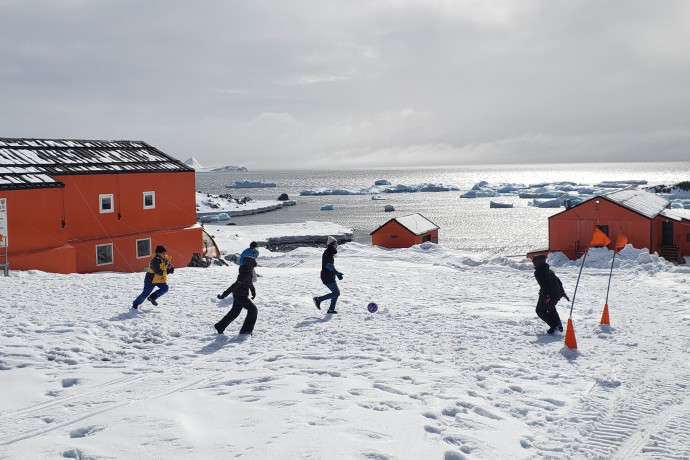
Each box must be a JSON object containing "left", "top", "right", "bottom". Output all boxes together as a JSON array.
[{"left": 132, "top": 245, "right": 174, "bottom": 309}]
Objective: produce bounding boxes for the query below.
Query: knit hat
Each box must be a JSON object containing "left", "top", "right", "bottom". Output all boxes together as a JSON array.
[
  {"left": 532, "top": 254, "right": 546, "bottom": 267},
  {"left": 327, "top": 236, "right": 338, "bottom": 246},
  {"left": 250, "top": 241, "right": 258, "bottom": 248},
  {"left": 155, "top": 245, "right": 167, "bottom": 254}
]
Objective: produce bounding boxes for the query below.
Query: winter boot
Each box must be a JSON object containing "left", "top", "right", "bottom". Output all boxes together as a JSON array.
[
  {"left": 327, "top": 310, "right": 338, "bottom": 314},
  {"left": 132, "top": 302, "right": 138, "bottom": 310},
  {"left": 313, "top": 297, "right": 321, "bottom": 310},
  {"left": 214, "top": 323, "right": 223, "bottom": 334},
  {"left": 147, "top": 294, "right": 158, "bottom": 306}
]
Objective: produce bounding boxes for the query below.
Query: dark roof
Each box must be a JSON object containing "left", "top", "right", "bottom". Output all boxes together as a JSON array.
[{"left": 0, "top": 138, "right": 192, "bottom": 191}]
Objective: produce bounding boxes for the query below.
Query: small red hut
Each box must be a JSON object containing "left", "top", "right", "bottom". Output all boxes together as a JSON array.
[
  {"left": 548, "top": 188, "right": 690, "bottom": 262},
  {"left": 371, "top": 213, "right": 439, "bottom": 249},
  {"left": 0, "top": 138, "right": 202, "bottom": 274}
]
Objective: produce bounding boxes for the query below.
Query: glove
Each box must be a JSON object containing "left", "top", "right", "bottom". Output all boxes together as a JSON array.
[
  {"left": 251, "top": 293, "right": 256, "bottom": 300},
  {"left": 336, "top": 272, "right": 343, "bottom": 280},
  {"left": 167, "top": 267, "right": 175, "bottom": 274},
  {"left": 217, "top": 294, "right": 225, "bottom": 300}
]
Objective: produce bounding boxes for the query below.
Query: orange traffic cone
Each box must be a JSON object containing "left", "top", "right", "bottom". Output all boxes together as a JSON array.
[
  {"left": 564, "top": 318, "right": 578, "bottom": 349},
  {"left": 600, "top": 303, "right": 610, "bottom": 325}
]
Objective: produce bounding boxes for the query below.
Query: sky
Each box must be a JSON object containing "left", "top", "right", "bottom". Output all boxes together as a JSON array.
[{"left": 1, "top": 0, "right": 690, "bottom": 169}]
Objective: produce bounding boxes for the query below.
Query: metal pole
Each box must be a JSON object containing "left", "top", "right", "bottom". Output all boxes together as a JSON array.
[
  {"left": 604, "top": 250, "right": 617, "bottom": 305},
  {"left": 569, "top": 252, "right": 587, "bottom": 318}
]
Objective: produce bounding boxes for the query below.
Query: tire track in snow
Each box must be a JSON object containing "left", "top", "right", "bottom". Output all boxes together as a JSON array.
[{"left": 568, "top": 372, "right": 690, "bottom": 459}]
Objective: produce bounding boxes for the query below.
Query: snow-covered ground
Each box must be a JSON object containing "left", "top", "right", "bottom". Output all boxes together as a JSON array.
[{"left": 1, "top": 224, "right": 690, "bottom": 459}]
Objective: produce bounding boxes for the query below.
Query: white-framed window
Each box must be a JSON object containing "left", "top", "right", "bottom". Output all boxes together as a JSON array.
[
  {"left": 136, "top": 238, "right": 152, "bottom": 259},
  {"left": 96, "top": 243, "right": 113, "bottom": 266},
  {"left": 99, "top": 194, "right": 114, "bottom": 213},
  {"left": 143, "top": 191, "right": 155, "bottom": 209}
]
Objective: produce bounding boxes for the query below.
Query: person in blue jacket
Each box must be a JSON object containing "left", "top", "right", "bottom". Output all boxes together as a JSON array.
[
  {"left": 239, "top": 241, "right": 259, "bottom": 266},
  {"left": 313, "top": 236, "right": 344, "bottom": 314}
]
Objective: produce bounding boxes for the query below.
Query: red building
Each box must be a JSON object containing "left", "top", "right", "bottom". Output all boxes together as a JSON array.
[
  {"left": 0, "top": 138, "right": 202, "bottom": 274},
  {"left": 371, "top": 213, "right": 439, "bottom": 248},
  {"left": 547, "top": 188, "right": 690, "bottom": 262}
]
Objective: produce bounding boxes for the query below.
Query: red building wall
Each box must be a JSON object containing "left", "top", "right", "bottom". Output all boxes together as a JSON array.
[
  {"left": 549, "top": 198, "right": 652, "bottom": 259},
  {"left": 371, "top": 221, "right": 439, "bottom": 249},
  {"left": 652, "top": 217, "right": 690, "bottom": 259},
  {"left": 0, "top": 171, "right": 201, "bottom": 273}
]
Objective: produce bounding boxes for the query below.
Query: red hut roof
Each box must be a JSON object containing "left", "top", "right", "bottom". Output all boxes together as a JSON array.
[{"left": 370, "top": 213, "right": 439, "bottom": 236}]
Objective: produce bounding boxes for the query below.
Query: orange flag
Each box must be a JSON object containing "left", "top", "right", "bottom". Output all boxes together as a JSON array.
[
  {"left": 615, "top": 232, "right": 628, "bottom": 252},
  {"left": 589, "top": 226, "right": 611, "bottom": 248}
]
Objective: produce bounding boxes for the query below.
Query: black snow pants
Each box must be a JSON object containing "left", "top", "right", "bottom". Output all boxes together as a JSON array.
[
  {"left": 216, "top": 296, "right": 257, "bottom": 334},
  {"left": 535, "top": 296, "right": 562, "bottom": 329}
]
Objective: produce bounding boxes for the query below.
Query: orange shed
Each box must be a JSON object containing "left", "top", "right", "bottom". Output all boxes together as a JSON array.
[
  {"left": 371, "top": 213, "right": 439, "bottom": 248},
  {"left": 548, "top": 188, "right": 690, "bottom": 262},
  {"left": 0, "top": 138, "right": 202, "bottom": 274}
]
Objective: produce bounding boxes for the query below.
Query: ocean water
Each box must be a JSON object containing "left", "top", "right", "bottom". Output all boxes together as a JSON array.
[{"left": 195, "top": 162, "right": 690, "bottom": 256}]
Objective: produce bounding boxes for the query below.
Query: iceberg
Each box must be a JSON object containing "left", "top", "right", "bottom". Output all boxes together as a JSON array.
[
  {"left": 320, "top": 204, "right": 335, "bottom": 211},
  {"left": 226, "top": 178, "right": 276, "bottom": 188},
  {"left": 595, "top": 180, "right": 647, "bottom": 188},
  {"left": 489, "top": 201, "right": 513, "bottom": 208},
  {"left": 384, "top": 204, "right": 395, "bottom": 212},
  {"left": 300, "top": 182, "right": 459, "bottom": 196},
  {"left": 374, "top": 179, "right": 391, "bottom": 185},
  {"left": 212, "top": 165, "right": 248, "bottom": 172}
]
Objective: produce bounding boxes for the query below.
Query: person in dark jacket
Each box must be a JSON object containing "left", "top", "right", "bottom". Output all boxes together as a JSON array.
[
  {"left": 313, "top": 236, "right": 344, "bottom": 314},
  {"left": 132, "top": 245, "right": 174, "bottom": 309},
  {"left": 214, "top": 256, "right": 257, "bottom": 335},
  {"left": 533, "top": 254, "right": 569, "bottom": 334}
]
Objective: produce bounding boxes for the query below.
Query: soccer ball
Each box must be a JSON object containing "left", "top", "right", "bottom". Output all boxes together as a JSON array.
[{"left": 367, "top": 302, "right": 378, "bottom": 313}]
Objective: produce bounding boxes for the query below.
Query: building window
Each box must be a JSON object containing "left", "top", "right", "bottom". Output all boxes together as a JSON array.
[
  {"left": 390, "top": 235, "right": 399, "bottom": 238},
  {"left": 99, "top": 194, "right": 114, "bottom": 213},
  {"left": 143, "top": 191, "right": 155, "bottom": 209},
  {"left": 136, "top": 238, "right": 152, "bottom": 258},
  {"left": 422, "top": 235, "right": 431, "bottom": 243},
  {"left": 687, "top": 233, "right": 690, "bottom": 242},
  {"left": 96, "top": 243, "right": 113, "bottom": 266},
  {"left": 597, "top": 224, "right": 609, "bottom": 236}
]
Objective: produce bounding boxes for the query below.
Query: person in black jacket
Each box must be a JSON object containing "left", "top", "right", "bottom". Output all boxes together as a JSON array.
[
  {"left": 214, "top": 256, "right": 257, "bottom": 335},
  {"left": 313, "top": 236, "right": 344, "bottom": 314},
  {"left": 532, "top": 254, "right": 569, "bottom": 334}
]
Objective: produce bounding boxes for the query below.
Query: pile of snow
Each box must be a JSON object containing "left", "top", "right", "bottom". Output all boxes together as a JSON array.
[
  {"left": 1, "top": 223, "right": 689, "bottom": 458},
  {"left": 205, "top": 221, "right": 354, "bottom": 254},
  {"left": 196, "top": 192, "right": 292, "bottom": 217}
]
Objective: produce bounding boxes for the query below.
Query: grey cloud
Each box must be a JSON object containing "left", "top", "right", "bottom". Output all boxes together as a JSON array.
[{"left": 1, "top": 0, "right": 688, "bottom": 169}]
